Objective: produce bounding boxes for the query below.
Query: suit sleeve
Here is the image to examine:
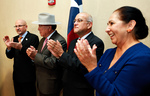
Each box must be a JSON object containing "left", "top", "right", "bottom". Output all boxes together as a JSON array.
[
  {"left": 34, "top": 38, "right": 67, "bottom": 69},
  {"left": 59, "top": 38, "right": 104, "bottom": 73},
  {"left": 6, "top": 48, "right": 15, "bottom": 59}
]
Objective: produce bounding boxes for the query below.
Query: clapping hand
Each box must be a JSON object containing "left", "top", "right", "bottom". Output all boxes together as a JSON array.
[
  {"left": 26, "top": 46, "right": 37, "bottom": 60},
  {"left": 47, "top": 39, "right": 64, "bottom": 59}
]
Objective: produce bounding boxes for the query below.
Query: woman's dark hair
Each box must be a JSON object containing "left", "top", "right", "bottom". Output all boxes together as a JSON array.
[
  {"left": 51, "top": 25, "right": 57, "bottom": 30},
  {"left": 115, "top": 6, "right": 148, "bottom": 40}
]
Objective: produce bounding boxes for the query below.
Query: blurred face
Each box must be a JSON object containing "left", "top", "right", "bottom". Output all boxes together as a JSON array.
[
  {"left": 38, "top": 25, "right": 51, "bottom": 38},
  {"left": 73, "top": 13, "right": 90, "bottom": 36},
  {"left": 15, "top": 20, "right": 27, "bottom": 36},
  {"left": 105, "top": 11, "right": 128, "bottom": 45}
]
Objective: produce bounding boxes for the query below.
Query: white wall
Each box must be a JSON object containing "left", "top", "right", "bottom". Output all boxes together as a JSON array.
[{"left": 0, "top": 0, "right": 150, "bottom": 95}]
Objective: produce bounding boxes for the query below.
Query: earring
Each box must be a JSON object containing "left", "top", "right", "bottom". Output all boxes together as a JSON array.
[{"left": 127, "top": 29, "right": 132, "bottom": 32}]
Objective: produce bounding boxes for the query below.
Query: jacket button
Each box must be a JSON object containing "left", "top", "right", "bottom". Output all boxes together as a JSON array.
[{"left": 115, "top": 71, "right": 117, "bottom": 74}]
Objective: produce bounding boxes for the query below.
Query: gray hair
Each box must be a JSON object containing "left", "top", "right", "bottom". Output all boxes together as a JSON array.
[{"left": 87, "top": 14, "right": 93, "bottom": 23}]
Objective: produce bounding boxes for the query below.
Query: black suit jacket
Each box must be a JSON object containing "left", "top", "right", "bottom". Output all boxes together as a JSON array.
[
  {"left": 59, "top": 32, "right": 104, "bottom": 96},
  {"left": 6, "top": 31, "right": 39, "bottom": 82},
  {"left": 34, "top": 31, "right": 67, "bottom": 95}
]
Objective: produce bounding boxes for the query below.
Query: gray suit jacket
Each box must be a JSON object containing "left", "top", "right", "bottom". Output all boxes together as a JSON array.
[{"left": 34, "top": 31, "right": 67, "bottom": 95}]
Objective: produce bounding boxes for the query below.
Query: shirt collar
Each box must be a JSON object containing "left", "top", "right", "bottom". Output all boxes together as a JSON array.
[
  {"left": 19, "top": 31, "right": 28, "bottom": 39},
  {"left": 46, "top": 30, "right": 56, "bottom": 40},
  {"left": 79, "top": 32, "right": 92, "bottom": 39}
]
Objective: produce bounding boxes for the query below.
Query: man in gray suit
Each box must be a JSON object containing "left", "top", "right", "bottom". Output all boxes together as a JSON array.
[{"left": 26, "top": 13, "right": 67, "bottom": 96}]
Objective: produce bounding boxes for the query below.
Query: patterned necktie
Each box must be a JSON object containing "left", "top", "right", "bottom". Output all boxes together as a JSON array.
[
  {"left": 41, "top": 38, "right": 48, "bottom": 52},
  {"left": 18, "top": 36, "right": 23, "bottom": 42}
]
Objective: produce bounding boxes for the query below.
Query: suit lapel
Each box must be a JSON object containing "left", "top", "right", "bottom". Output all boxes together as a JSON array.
[
  {"left": 85, "top": 32, "right": 94, "bottom": 42},
  {"left": 68, "top": 38, "right": 78, "bottom": 55},
  {"left": 21, "top": 31, "right": 30, "bottom": 45},
  {"left": 37, "top": 38, "right": 45, "bottom": 53},
  {"left": 49, "top": 31, "right": 58, "bottom": 40}
]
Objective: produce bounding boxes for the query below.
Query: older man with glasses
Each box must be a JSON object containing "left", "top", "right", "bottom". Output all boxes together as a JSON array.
[
  {"left": 47, "top": 12, "right": 104, "bottom": 96},
  {"left": 3, "top": 19, "right": 39, "bottom": 96}
]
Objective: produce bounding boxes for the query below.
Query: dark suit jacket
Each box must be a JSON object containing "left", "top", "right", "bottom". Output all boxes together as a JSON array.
[
  {"left": 6, "top": 31, "right": 39, "bottom": 82},
  {"left": 34, "top": 31, "right": 67, "bottom": 95},
  {"left": 59, "top": 32, "right": 104, "bottom": 96}
]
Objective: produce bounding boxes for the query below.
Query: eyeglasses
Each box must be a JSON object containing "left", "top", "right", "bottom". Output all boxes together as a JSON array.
[
  {"left": 73, "top": 18, "right": 91, "bottom": 23},
  {"left": 14, "top": 25, "right": 25, "bottom": 28},
  {"left": 73, "top": 19, "right": 84, "bottom": 23}
]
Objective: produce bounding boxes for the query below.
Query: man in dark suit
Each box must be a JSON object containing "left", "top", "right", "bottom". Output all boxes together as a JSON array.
[
  {"left": 26, "top": 13, "right": 67, "bottom": 96},
  {"left": 47, "top": 12, "right": 104, "bottom": 96},
  {"left": 3, "top": 19, "right": 39, "bottom": 96}
]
